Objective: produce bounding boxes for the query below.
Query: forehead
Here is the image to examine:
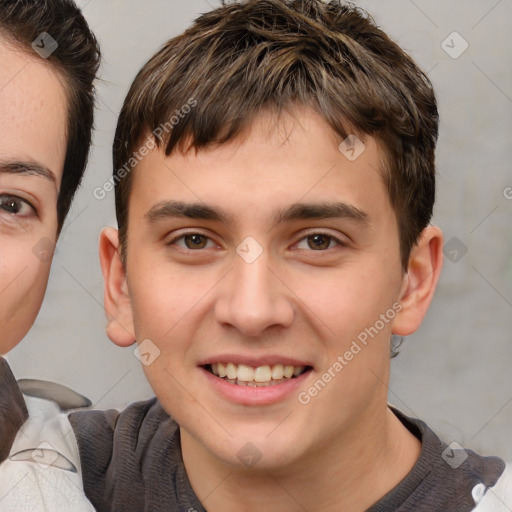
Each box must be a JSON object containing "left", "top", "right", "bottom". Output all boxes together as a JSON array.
[
  {"left": 0, "top": 38, "right": 68, "bottom": 186},
  {"left": 130, "top": 109, "right": 391, "bottom": 218}
]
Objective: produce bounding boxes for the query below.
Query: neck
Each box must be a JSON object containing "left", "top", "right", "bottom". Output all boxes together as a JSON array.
[{"left": 181, "top": 405, "right": 421, "bottom": 512}]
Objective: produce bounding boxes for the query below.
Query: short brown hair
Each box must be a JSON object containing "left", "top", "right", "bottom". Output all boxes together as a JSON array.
[
  {"left": 113, "top": 0, "right": 438, "bottom": 268},
  {"left": 0, "top": 0, "right": 100, "bottom": 231}
]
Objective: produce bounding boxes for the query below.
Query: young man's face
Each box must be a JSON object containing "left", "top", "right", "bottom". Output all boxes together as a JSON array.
[
  {"left": 103, "top": 107, "right": 441, "bottom": 470},
  {"left": 0, "top": 39, "right": 67, "bottom": 354}
]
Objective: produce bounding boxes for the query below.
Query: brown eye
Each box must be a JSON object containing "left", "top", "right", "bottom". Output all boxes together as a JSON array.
[
  {"left": 0, "top": 197, "right": 21, "bottom": 214},
  {"left": 307, "top": 234, "right": 332, "bottom": 250},
  {"left": 167, "top": 231, "right": 217, "bottom": 251},
  {"left": 0, "top": 194, "right": 34, "bottom": 216},
  {"left": 184, "top": 234, "right": 209, "bottom": 249}
]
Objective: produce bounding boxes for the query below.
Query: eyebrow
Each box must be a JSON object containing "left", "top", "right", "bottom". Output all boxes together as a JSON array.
[
  {"left": 145, "top": 200, "right": 370, "bottom": 227},
  {"left": 0, "top": 160, "right": 57, "bottom": 185}
]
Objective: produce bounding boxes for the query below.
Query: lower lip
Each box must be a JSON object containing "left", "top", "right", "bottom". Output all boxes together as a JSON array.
[{"left": 201, "top": 367, "right": 312, "bottom": 406}]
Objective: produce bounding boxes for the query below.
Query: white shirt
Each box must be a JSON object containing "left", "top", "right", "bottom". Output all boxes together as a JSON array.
[{"left": 0, "top": 394, "right": 94, "bottom": 511}]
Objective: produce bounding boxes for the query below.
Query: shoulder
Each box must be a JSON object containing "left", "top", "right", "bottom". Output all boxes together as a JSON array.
[
  {"left": 0, "top": 381, "right": 95, "bottom": 511},
  {"left": 472, "top": 463, "right": 512, "bottom": 511},
  {"left": 69, "top": 397, "right": 181, "bottom": 512},
  {"left": 0, "top": 358, "right": 28, "bottom": 464},
  {"left": 383, "top": 407, "right": 507, "bottom": 511},
  {"left": 69, "top": 395, "right": 176, "bottom": 454}
]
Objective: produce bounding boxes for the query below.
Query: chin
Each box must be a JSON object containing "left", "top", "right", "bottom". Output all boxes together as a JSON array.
[{"left": 198, "top": 424, "right": 307, "bottom": 471}]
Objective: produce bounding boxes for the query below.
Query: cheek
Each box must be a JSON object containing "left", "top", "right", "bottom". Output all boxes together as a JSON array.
[
  {"left": 127, "top": 260, "right": 212, "bottom": 406},
  {"left": 128, "top": 257, "right": 210, "bottom": 340},
  {"left": 0, "top": 247, "right": 51, "bottom": 353},
  {"left": 292, "top": 261, "right": 401, "bottom": 342},
  {"left": 129, "top": 278, "right": 181, "bottom": 340}
]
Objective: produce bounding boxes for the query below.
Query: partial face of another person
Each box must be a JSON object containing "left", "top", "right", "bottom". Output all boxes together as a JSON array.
[{"left": 0, "top": 38, "right": 67, "bottom": 354}]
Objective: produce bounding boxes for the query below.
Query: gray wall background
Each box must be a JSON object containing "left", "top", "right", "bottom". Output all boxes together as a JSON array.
[{"left": 7, "top": 0, "right": 512, "bottom": 459}]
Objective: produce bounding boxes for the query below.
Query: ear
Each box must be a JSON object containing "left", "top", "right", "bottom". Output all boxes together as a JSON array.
[
  {"left": 99, "top": 227, "right": 136, "bottom": 347},
  {"left": 392, "top": 225, "right": 444, "bottom": 336}
]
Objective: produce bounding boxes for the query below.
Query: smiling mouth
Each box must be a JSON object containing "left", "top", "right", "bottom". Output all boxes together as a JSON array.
[{"left": 204, "top": 363, "right": 312, "bottom": 387}]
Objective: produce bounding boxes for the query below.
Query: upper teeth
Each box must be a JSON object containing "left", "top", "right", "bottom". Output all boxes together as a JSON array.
[{"left": 211, "top": 363, "right": 305, "bottom": 382}]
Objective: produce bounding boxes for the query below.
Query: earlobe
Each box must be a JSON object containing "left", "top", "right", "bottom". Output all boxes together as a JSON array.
[
  {"left": 392, "top": 225, "right": 444, "bottom": 336},
  {"left": 98, "top": 227, "right": 136, "bottom": 347}
]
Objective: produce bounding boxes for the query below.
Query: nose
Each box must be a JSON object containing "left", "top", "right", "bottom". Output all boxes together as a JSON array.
[{"left": 214, "top": 250, "right": 294, "bottom": 337}]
